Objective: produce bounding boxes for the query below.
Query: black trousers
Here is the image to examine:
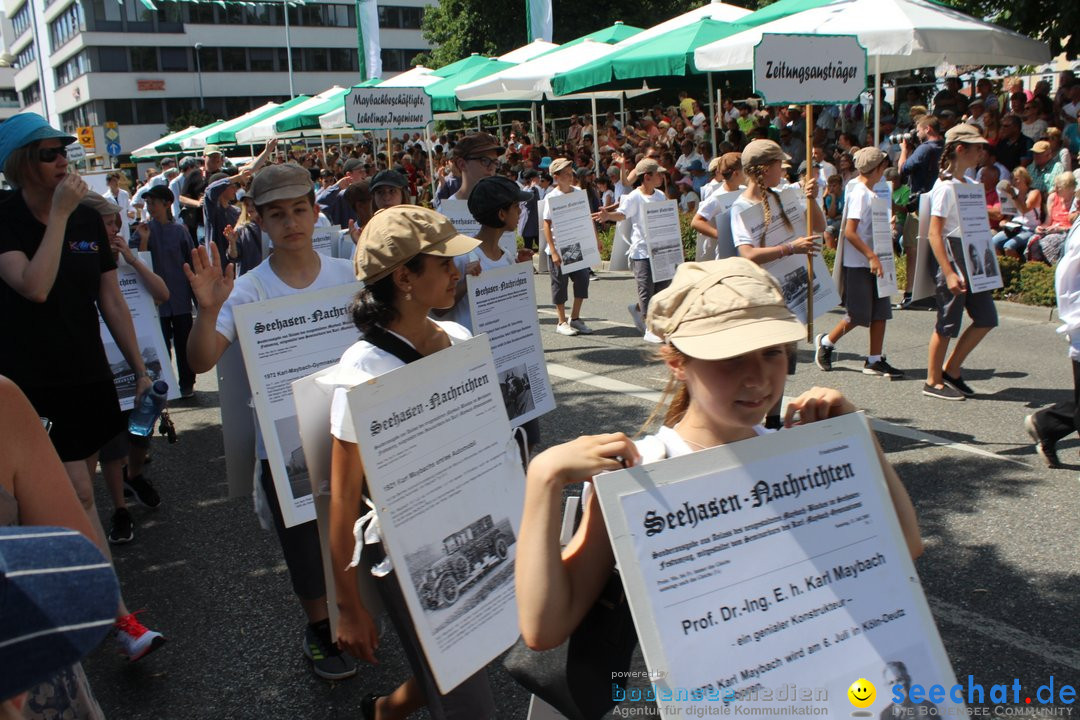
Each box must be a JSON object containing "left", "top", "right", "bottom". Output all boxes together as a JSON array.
[
  {"left": 160, "top": 313, "right": 195, "bottom": 391},
  {"left": 1032, "top": 359, "right": 1080, "bottom": 444}
]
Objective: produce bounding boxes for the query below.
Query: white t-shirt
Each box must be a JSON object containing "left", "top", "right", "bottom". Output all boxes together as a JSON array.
[
  {"left": 700, "top": 179, "right": 721, "bottom": 201},
  {"left": 676, "top": 152, "right": 704, "bottom": 173},
  {"left": 730, "top": 192, "right": 803, "bottom": 249},
  {"left": 617, "top": 187, "right": 666, "bottom": 260},
  {"left": 541, "top": 185, "right": 583, "bottom": 257},
  {"left": 104, "top": 188, "right": 132, "bottom": 239},
  {"left": 445, "top": 247, "right": 514, "bottom": 329},
  {"left": 679, "top": 190, "right": 700, "bottom": 214},
  {"left": 215, "top": 253, "right": 357, "bottom": 459},
  {"left": 929, "top": 176, "right": 980, "bottom": 239},
  {"left": 841, "top": 181, "right": 875, "bottom": 269},
  {"left": 329, "top": 321, "right": 472, "bottom": 443},
  {"left": 634, "top": 424, "right": 771, "bottom": 463},
  {"left": 1021, "top": 119, "right": 1049, "bottom": 142}
]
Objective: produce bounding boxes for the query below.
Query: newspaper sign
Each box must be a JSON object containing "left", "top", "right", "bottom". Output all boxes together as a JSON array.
[
  {"left": 911, "top": 193, "right": 936, "bottom": 301},
  {"left": 545, "top": 189, "right": 602, "bottom": 274},
  {"left": 99, "top": 252, "right": 180, "bottom": 410},
  {"left": 738, "top": 187, "right": 839, "bottom": 323},
  {"left": 233, "top": 282, "right": 362, "bottom": 527},
  {"left": 952, "top": 184, "right": 1003, "bottom": 294},
  {"left": 344, "top": 87, "right": 432, "bottom": 131},
  {"left": 346, "top": 335, "right": 524, "bottom": 693},
  {"left": 437, "top": 196, "right": 518, "bottom": 260},
  {"left": 594, "top": 414, "right": 959, "bottom": 717},
  {"left": 871, "top": 197, "right": 898, "bottom": 297},
  {"left": 642, "top": 199, "right": 685, "bottom": 283},
  {"left": 466, "top": 262, "right": 554, "bottom": 427},
  {"left": 312, "top": 226, "right": 335, "bottom": 257},
  {"left": 753, "top": 34, "right": 868, "bottom": 106},
  {"left": 697, "top": 188, "right": 742, "bottom": 260}
]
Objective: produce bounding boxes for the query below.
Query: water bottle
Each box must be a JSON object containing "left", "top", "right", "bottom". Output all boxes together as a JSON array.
[{"left": 128, "top": 380, "right": 169, "bottom": 437}]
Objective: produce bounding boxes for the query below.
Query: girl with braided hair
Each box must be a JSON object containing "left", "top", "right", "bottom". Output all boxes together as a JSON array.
[
  {"left": 729, "top": 139, "right": 826, "bottom": 428},
  {"left": 920, "top": 124, "right": 999, "bottom": 401}
]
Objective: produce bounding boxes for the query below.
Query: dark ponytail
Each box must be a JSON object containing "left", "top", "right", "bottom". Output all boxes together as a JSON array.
[{"left": 350, "top": 255, "right": 425, "bottom": 334}]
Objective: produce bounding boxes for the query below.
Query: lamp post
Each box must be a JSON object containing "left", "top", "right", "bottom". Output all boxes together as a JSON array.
[{"left": 194, "top": 42, "right": 205, "bottom": 110}]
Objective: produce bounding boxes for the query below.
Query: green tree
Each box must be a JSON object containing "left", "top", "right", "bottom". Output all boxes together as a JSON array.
[
  {"left": 167, "top": 108, "right": 216, "bottom": 134},
  {"left": 934, "top": 0, "right": 1079, "bottom": 59}
]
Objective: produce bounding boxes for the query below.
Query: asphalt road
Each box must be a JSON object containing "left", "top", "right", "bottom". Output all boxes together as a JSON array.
[{"left": 88, "top": 269, "right": 1080, "bottom": 719}]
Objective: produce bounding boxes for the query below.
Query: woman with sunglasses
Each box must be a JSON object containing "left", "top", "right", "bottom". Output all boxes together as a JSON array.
[{"left": 0, "top": 113, "right": 166, "bottom": 665}]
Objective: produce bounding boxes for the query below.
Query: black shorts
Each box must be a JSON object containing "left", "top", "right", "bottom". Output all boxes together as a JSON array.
[
  {"left": 550, "top": 263, "right": 590, "bottom": 305},
  {"left": 932, "top": 256, "right": 998, "bottom": 338},
  {"left": 259, "top": 460, "right": 327, "bottom": 601},
  {"left": 842, "top": 266, "right": 893, "bottom": 327},
  {"left": 23, "top": 380, "right": 124, "bottom": 462}
]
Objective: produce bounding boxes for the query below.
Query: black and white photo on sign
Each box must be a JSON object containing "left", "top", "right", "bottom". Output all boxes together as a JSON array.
[
  {"left": 105, "top": 344, "right": 165, "bottom": 404},
  {"left": 780, "top": 265, "right": 818, "bottom": 311},
  {"left": 559, "top": 242, "right": 583, "bottom": 266},
  {"left": 498, "top": 365, "right": 535, "bottom": 422},
  {"left": 405, "top": 514, "right": 517, "bottom": 632},
  {"left": 273, "top": 414, "right": 312, "bottom": 500}
]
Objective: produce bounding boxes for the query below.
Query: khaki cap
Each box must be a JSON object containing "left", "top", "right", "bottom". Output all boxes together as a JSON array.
[
  {"left": 203, "top": 144, "right": 223, "bottom": 156},
  {"left": 646, "top": 258, "right": 804, "bottom": 360},
  {"left": 355, "top": 206, "right": 480, "bottom": 283},
  {"left": 944, "top": 123, "right": 988, "bottom": 145},
  {"left": 741, "top": 139, "right": 790, "bottom": 168},
  {"left": 710, "top": 151, "right": 742, "bottom": 175},
  {"left": 634, "top": 158, "right": 664, "bottom": 175},
  {"left": 853, "top": 147, "right": 887, "bottom": 174},
  {"left": 548, "top": 157, "right": 573, "bottom": 175},
  {"left": 80, "top": 191, "right": 122, "bottom": 216},
  {"left": 1031, "top": 140, "right": 1051, "bottom": 154},
  {"left": 453, "top": 132, "right": 501, "bottom": 158},
  {"left": 249, "top": 163, "right": 313, "bottom": 205}
]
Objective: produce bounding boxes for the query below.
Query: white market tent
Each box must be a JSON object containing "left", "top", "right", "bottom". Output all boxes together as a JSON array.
[
  {"left": 235, "top": 87, "right": 347, "bottom": 144},
  {"left": 693, "top": 0, "right": 1051, "bottom": 141},
  {"left": 130, "top": 126, "right": 199, "bottom": 159},
  {"left": 178, "top": 102, "right": 281, "bottom": 151},
  {"left": 497, "top": 40, "right": 559, "bottom": 64}
]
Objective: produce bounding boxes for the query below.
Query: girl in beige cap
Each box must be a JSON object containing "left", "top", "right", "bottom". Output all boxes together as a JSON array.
[{"left": 515, "top": 258, "right": 922, "bottom": 672}]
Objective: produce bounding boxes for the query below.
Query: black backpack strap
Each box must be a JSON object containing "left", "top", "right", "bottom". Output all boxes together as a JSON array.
[{"left": 365, "top": 326, "right": 424, "bottom": 365}]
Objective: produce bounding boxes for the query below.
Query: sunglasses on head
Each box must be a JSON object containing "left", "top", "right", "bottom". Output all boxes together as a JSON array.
[{"left": 37, "top": 146, "right": 68, "bottom": 162}]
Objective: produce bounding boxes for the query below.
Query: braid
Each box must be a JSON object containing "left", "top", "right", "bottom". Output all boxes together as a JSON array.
[
  {"left": 939, "top": 141, "right": 959, "bottom": 181},
  {"left": 746, "top": 163, "right": 795, "bottom": 246},
  {"left": 767, "top": 187, "right": 795, "bottom": 233}
]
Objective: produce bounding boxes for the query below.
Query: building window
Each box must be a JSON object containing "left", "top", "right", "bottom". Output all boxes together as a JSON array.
[
  {"left": 379, "top": 6, "right": 423, "bottom": 29},
  {"left": 0, "top": 90, "right": 19, "bottom": 109},
  {"left": 137, "top": 99, "right": 165, "bottom": 124},
  {"left": 103, "top": 99, "right": 135, "bottom": 125},
  {"left": 55, "top": 50, "right": 90, "bottom": 87},
  {"left": 11, "top": 4, "right": 32, "bottom": 37},
  {"left": 195, "top": 46, "right": 220, "bottom": 72},
  {"left": 60, "top": 103, "right": 96, "bottom": 133},
  {"left": 329, "top": 48, "right": 357, "bottom": 73},
  {"left": 221, "top": 48, "right": 246, "bottom": 71},
  {"left": 185, "top": 3, "right": 216, "bottom": 24},
  {"left": 49, "top": 2, "right": 85, "bottom": 52},
  {"left": 249, "top": 48, "right": 274, "bottom": 72},
  {"left": 130, "top": 47, "right": 158, "bottom": 72},
  {"left": 20, "top": 82, "right": 41, "bottom": 106},
  {"left": 305, "top": 48, "right": 330, "bottom": 71},
  {"left": 97, "top": 47, "right": 128, "bottom": 72},
  {"left": 380, "top": 48, "right": 419, "bottom": 73},
  {"left": 160, "top": 47, "right": 190, "bottom": 72},
  {"left": 15, "top": 45, "right": 36, "bottom": 70}
]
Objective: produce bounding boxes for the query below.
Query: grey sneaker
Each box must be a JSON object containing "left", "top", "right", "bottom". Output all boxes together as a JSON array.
[
  {"left": 863, "top": 358, "right": 904, "bottom": 379},
  {"left": 569, "top": 318, "right": 594, "bottom": 335},
  {"left": 303, "top": 619, "right": 358, "bottom": 681},
  {"left": 814, "top": 333, "right": 834, "bottom": 371},
  {"left": 922, "top": 383, "right": 965, "bottom": 401},
  {"left": 1024, "top": 414, "right": 1060, "bottom": 468}
]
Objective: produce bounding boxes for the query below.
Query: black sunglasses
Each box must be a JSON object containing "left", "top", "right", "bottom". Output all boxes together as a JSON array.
[{"left": 37, "top": 146, "right": 68, "bottom": 162}]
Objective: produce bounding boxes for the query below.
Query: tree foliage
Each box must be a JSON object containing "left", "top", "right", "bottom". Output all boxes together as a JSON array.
[
  {"left": 416, "top": 0, "right": 1076, "bottom": 72},
  {"left": 167, "top": 108, "right": 217, "bottom": 134}
]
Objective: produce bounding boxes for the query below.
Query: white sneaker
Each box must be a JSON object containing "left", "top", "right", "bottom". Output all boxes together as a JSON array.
[
  {"left": 627, "top": 304, "right": 646, "bottom": 333},
  {"left": 569, "top": 319, "right": 594, "bottom": 335},
  {"left": 642, "top": 330, "right": 663, "bottom": 344},
  {"left": 556, "top": 322, "right": 580, "bottom": 336}
]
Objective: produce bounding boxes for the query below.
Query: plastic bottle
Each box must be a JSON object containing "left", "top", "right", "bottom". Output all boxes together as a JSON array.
[{"left": 128, "top": 380, "right": 169, "bottom": 437}]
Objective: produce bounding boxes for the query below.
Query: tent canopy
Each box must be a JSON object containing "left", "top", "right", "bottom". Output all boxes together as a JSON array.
[
  {"left": 235, "top": 87, "right": 344, "bottom": 143},
  {"left": 275, "top": 88, "right": 350, "bottom": 133},
  {"left": 424, "top": 57, "right": 517, "bottom": 113},
  {"left": 319, "top": 72, "right": 442, "bottom": 130},
  {"left": 563, "top": 21, "right": 642, "bottom": 47},
  {"left": 131, "top": 125, "right": 200, "bottom": 158},
  {"left": 551, "top": 0, "right": 753, "bottom": 95},
  {"left": 144, "top": 122, "right": 225, "bottom": 156},
  {"left": 694, "top": 0, "right": 1051, "bottom": 73},
  {"left": 180, "top": 99, "right": 307, "bottom": 150}
]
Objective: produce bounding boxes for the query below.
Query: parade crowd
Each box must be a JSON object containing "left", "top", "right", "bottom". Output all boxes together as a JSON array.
[{"left": 1, "top": 68, "right": 1079, "bottom": 720}]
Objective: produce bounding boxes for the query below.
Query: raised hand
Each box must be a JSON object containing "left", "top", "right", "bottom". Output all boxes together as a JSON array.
[
  {"left": 52, "top": 173, "right": 88, "bottom": 217},
  {"left": 182, "top": 242, "right": 234, "bottom": 310}
]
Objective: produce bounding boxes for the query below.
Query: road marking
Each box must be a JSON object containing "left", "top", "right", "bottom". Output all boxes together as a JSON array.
[
  {"left": 546, "top": 362, "right": 664, "bottom": 404},
  {"left": 929, "top": 595, "right": 1080, "bottom": 671},
  {"left": 546, "top": 363, "right": 1028, "bottom": 466},
  {"left": 538, "top": 308, "right": 637, "bottom": 330}
]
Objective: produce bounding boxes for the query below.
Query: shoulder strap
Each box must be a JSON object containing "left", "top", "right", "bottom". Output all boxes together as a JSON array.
[{"left": 365, "top": 326, "right": 423, "bottom": 365}]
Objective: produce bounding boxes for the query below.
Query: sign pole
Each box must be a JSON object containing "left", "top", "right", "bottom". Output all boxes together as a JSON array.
[{"left": 804, "top": 103, "right": 814, "bottom": 342}]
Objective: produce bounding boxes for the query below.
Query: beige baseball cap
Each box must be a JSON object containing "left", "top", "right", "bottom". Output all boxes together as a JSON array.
[
  {"left": 1031, "top": 140, "right": 1051, "bottom": 154},
  {"left": 646, "top": 258, "right": 804, "bottom": 361},
  {"left": 741, "top": 139, "right": 790, "bottom": 168},
  {"left": 452, "top": 132, "right": 501, "bottom": 158},
  {"left": 853, "top": 147, "right": 887, "bottom": 174},
  {"left": 249, "top": 163, "right": 313, "bottom": 205},
  {"left": 355, "top": 206, "right": 480, "bottom": 283},
  {"left": 944, "top": 124, "right": 988, "bottom": 145},
  {"left": 548, "top": 157, "right": 573, "bottom": 175},
  {"left": 634, "top": 158, "right": 665, "bottom": 175}
]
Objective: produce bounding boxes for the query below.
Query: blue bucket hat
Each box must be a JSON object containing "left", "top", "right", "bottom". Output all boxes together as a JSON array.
[
  {"left": 0, "top": 525, "right": 119, "bottom": 699},
  {"left": 0, "top": 112, "right": 77, "bottom": 169},
  {"left": 538, "top": 156, "right": 552, "bottom": 169}
]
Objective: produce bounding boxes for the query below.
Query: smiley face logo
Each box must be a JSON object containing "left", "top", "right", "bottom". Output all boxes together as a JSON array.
[{"left": 847, "top": 678, "right": 876, "bottom": 708}]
